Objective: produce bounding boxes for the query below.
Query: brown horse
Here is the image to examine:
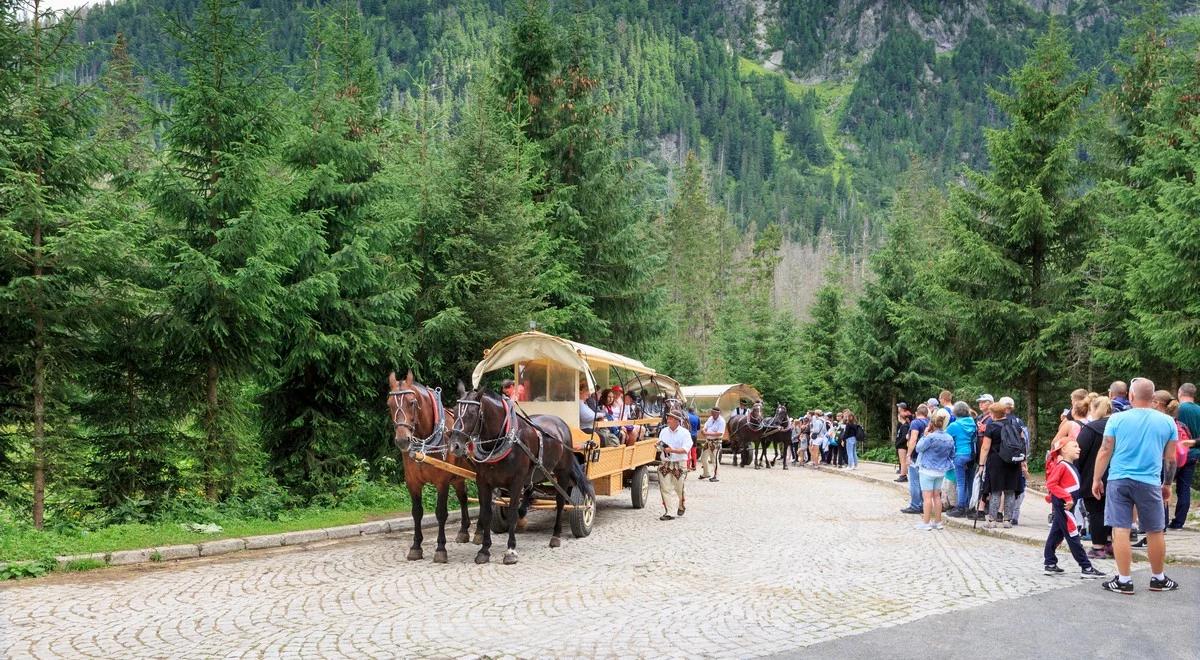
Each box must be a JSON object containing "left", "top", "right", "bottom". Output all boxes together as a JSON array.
[
  {"left": 447, "top": 386, "right": 593, "bottom": 565},
  {"left": 387, "top": 371, "right": 473, "bottom": 564},
  {"left": 728, "top": 401, "right": 791, "bottom": 469}
]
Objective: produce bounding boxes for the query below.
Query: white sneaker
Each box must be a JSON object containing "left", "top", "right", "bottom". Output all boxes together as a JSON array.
[
  {"left": 934, "top": 522, "right": 945, "bottom": 530},
  {"left": 914, "top": 522, "right": 932, "bottom": 531}
]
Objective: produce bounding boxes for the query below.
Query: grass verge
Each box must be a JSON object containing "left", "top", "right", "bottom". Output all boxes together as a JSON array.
[{"left": 0, "top": 505, "right": 412, "bottom": 564}]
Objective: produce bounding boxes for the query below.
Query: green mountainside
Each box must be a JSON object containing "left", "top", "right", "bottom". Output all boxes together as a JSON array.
[{"left": 71, "top": 0, "right": 1169, "bottom": 250}]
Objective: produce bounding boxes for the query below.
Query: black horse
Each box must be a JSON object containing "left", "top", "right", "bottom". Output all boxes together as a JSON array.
[
  {"left": 447, "top": 386, "right": 594, "bottom": 565},
  {"left": 728, "top": 401, "right": 791, "bottom": 469}
]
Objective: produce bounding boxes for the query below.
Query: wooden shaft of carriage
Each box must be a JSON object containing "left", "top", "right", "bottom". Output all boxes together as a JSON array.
[{"left": 413, "top": 451, "right": 587, "bottom": 510}]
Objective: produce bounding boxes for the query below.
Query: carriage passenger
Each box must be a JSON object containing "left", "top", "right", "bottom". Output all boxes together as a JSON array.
[
  {"left": 580, "top": 383, "right": 597, "bottom": 435},
  {"left": 625, "top": 393, "right": 644, "bottom": 443}
]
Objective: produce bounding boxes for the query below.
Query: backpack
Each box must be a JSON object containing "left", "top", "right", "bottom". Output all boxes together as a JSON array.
[{"left": 997, "top": 419, "right": 1026, "bottom": 464}]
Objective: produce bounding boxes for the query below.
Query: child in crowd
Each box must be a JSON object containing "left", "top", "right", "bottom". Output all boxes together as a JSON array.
[{"left": 1043, "top": 438, "right": 1105, "bottom": 579}]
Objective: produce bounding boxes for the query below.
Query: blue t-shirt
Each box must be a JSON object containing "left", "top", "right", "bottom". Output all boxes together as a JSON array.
[
  {"left": 1105, "top": 407, "right": 1178, "bottom": 485},
  {"left": 687, "top": 413, "right": 700, "bottom": 440},
  {"left": 946, "top": 417, "right": 977, "bottom": 457},
  {"left": 908, "top": 417, "right": 929, "bottom": 459}
]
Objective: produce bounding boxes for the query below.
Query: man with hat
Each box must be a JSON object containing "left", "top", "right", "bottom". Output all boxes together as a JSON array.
[
  {"left": 700, "top": 407, "right": 726, "bottom": 481},
  {"left": 658, "top": 409, "right": 692, "bottom": 520}
]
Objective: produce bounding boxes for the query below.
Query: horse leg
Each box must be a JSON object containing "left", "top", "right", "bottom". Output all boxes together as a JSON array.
[
  {"left": 432, "top": 482, "right": 450, "bottom": 564},
  {"left": 503, "top": 473, "right": 522, "bottom": 565},
  {"left": 550, "top": 470, "right": 567, "bottom": 548},
  {"left": 454, "top": 479, "right": 472, "bottom": 544},
  {"left": 754, "top": 440, "right": 763, "bottom": 469},
  {"left": 516, "top": 490, "right": 531, "bottom": 532},
  {"left": 781, "top": 440, "right": 789, "bottom": 470},
  {"left": 475, "top": 482, "right": 492, "bottom": 564},
  {"left": 406, "top": 482, "right": 424, "bottom": 561}
]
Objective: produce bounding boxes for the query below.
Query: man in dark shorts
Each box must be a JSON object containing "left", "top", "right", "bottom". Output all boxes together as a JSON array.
[{"left": 1092, "top": 378, "right": 1180, "bottom": 594}]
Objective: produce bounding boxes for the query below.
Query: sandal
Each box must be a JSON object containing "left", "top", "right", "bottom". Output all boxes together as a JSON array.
[{"left": 659, "top": 514, "right": 674, "bottom": 521}]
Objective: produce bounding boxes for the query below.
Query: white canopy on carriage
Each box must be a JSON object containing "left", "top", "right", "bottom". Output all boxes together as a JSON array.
[{"left": 680, "top": 384, "right": 762, "bottom": 419}]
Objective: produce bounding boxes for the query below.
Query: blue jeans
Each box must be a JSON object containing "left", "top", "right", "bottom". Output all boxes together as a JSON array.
[
  {"left": 954, "top": 455, "right": 975, "bottom": 511},
  {"left": 1171, "top": 459, "right": 1196, "bottom": 527},
  {"left": 908, "top": 463, "right": 921, "bottom": 509},
  {"left": 846, "top": 437, "right": 857, "bottom": 468}
]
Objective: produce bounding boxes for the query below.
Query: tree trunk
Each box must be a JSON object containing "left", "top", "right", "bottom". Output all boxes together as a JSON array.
[
  {"left": 32, "top": 309, "right": 46, "bottom": 530},
  {"left": 888, "top": 390, "right": 897, "bottom": 449},
  {"left": 1025, "top": 370, "right": 1039, "bottom": 457},
  {"left": 205, "top": 361, "right": 219, "bottom": 501}
]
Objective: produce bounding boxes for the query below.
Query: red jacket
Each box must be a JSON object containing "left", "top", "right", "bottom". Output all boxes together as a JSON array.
[{"left": 1045, "top": 457, "right": 1082, "bottom": 509}]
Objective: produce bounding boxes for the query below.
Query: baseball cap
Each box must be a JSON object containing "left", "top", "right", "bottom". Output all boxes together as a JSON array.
[
  {"left": 999, "top": 396, "right": 1015, "bottom": 407},
  {"left": 926, "top": 398, "right": 939, "bottom": 408},
  {"left": 896, "top": 402, "right": 909, "bottom": 410},
  {"left": 976, "top": 393, "right": 994, "bottom": 404}
]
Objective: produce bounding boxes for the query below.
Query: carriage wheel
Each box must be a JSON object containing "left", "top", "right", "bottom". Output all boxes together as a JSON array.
[
  {"left": 569, "top": 491, "right": 595, "bottom": 538},
  {"left": 490, "top": 501, "right": 510, "bottom": 534},
  {"left": 630, "top": 466, "right": 649, "bottom": 509}
]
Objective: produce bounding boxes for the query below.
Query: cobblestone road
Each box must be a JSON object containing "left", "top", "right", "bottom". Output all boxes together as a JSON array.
[{"left": 0, "top": 466, "right": 1081, "bottom": 658}]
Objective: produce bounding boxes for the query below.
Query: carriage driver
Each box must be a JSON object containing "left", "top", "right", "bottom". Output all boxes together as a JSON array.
[
  {"left": 700, "top": 407, "right": 725, "bottom": 482},
  {"left": 658, "top": 409, "right": 693, "bottom": 521}
]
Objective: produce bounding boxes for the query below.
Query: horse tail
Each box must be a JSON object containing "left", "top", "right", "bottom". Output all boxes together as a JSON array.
[{"left": 570, "top": 454, "right": 595, "bottom": 499}]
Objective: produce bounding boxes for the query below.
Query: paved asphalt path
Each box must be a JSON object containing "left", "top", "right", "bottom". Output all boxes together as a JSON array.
[{"left": 783, "top": 567, "right": 1199, "bottom": 660}]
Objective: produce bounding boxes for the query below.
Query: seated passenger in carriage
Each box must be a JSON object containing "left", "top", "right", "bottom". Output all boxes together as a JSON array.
[
  {"left": 597, "top": 388, "right": 622, "bottom": 448},
  {"left": 501, "top": 379, "right": 516, "bottom": 400},
  {"left": 621, "top": 391, "right": 643, "bottom": 445},
  {"left": 579, "top": 382, "right": 598, "bottom": 435}
]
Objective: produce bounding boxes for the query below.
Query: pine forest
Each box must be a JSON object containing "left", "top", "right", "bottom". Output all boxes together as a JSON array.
[{"left": 2, "top": 0, "right": 1199, "bottom": 566}]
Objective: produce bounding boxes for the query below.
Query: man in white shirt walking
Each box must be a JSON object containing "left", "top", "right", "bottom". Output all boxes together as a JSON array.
[
  {"left": 658, "top": 410, "right": 693, "bottom": 520},
  {"left": 700, "top": 407, "right": 726, "bottom": 482}
]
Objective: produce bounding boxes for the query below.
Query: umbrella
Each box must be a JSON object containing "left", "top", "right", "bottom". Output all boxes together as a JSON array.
[{"left": 970, "top": 467, "right": 986, "bottom": 528}]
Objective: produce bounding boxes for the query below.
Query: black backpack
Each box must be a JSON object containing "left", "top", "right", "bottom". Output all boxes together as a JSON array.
[{"left": 997, "top": 419, "right": 1026, "bottom": 464}]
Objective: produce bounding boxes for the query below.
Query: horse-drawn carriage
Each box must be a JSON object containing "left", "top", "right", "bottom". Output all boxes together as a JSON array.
[
  {"left": 468, "top": 332, "right": 683, "bottom": 533},
  {"left": 680, "top": 383, "right": 761, "bottom": 464},
  {"left": 387, "top": 332, "right": 681, "bottom": 565}
]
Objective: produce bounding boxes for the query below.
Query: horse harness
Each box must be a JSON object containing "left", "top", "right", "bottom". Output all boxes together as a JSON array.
[
  {"left": 454, "top": 393, "right": 577, "bottom": 503},
  {"left": 389, "top": 385, "right": 448, "bottom": 458}
]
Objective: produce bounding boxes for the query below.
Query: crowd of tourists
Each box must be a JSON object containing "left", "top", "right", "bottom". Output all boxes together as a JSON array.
[
  {"left": 891, "top": 381, "right": 1196, "bottom": 594},
  {"left": 788, "top": 410, "right": 865, "bottom": 469}
]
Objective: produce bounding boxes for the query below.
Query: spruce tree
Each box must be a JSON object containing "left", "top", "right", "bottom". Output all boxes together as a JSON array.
[
  {"left": 406, "top": 77, "right": 547, "bottom": 387},
  {"left": 841, "top": 167, "right": 942, "bottom": 439},
  {"left": 155, "top": 0, "right": 307, "bottom": 500},
  {"left": 655, "top": 152, "right": 734, "bottom": 379},
  {"left": 0, "top": 0, "right": 133, "bottom": 526},
  {"left": 262, "top": 1, "right": 413, "bottom": 498},
  {"left": 937, "top": 25, "right": 1091, "bottom": 450},
  {"left": 1122, "top": 37, "right": 1200, "bottom": 374},
  {"left": 496, "top": 0, "right": 662, "bottom": 353}
]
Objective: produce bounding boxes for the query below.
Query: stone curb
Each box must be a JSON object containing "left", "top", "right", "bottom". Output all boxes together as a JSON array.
[
  {"left": 816, "top": 464, "right": 1200, "bottom": 566},
  {"left": 3, "top": 507, "right": 480, "bottom": 578}
]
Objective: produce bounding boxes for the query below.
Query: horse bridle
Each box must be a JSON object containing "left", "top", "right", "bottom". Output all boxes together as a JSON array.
[
  {"left": 388, "top": 385, "right": 447, "bottom": 455},
  {"left": 452, "top": 391, "right": 520, "bottom": 463}
]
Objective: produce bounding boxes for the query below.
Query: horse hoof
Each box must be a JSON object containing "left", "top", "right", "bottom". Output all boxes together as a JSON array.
[
  {"left": 433, "top": 549, "right": 448, "bottom": 564},
  {"left": 456, "top": 530, "right": 471, "bottom": 544},
  {"left": 783, "top": 466, "right": 789, "bottom": 470},
  {"left": 406, "top": 548, "right": 423, "bottom": 561},
  {"left": 474, "top": 551, "right": 490, "bottom": 565},
  {"left": 471, "top": 532, "right": 483, "bottom": 545},
  {"left": 549, "top": 536, "right": 561, "bottom": 548},
  {"left": 503, "top": 550, "right": 519, "bottom": 565},
  {"left": 516, "top": 517, "right": 528, "bottom": 532}
]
